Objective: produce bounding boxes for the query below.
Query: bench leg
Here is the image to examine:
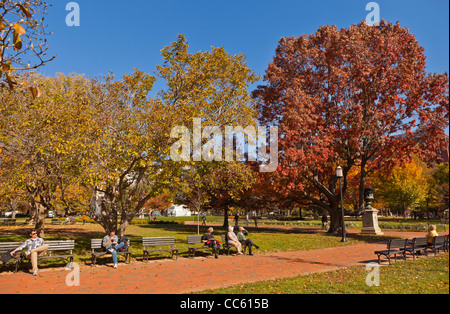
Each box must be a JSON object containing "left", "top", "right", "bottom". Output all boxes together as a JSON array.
[{"left": 143, "top": 251, "right": 148, "bottom": 262}]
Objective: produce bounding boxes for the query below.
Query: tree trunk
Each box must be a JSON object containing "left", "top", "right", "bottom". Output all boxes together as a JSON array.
[
  {"left": 117, "top": 219, "right": 128, "bottom": 238},
  {"left": 223, "top": 206, "right": 229, "bottom": 229},
  {"left": 33, "top": 203, "right": 48, "bottom": 237},
  {"left": 328, "top": 204, "right": 342, "bottom": 234}
]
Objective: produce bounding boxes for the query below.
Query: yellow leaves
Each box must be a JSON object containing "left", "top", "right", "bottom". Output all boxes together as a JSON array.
[
  {"left": 13, "top": 23, "right": 26, "bottom": 35},
  {"left": 29, "top": 86, "right": 41, "bottom": 99},
  {"left": 16, "top": 3, "right": 33, "bottom": 19},
  {"left": 12, "top": 23, "right": 26, "bottom": 51}
]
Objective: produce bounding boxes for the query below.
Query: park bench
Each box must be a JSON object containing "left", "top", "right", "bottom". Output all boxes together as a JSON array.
[
  {"left": 374, "top": 238, "right": 407, "bottom": 265},
  {"left": 30, "top": 240, "right": 76, "bottom": 270},
  {"left": 0, "top": 242, "right": 24, "bottom": 273},
  {"left": 51, "top": 218, "right": 63, "bottom": 225},
  {"left": 90, "top": 238, "right": 132, "bottom": 266},
  {"left": 426, "top": 235, "right": 447, "bottom": 257},
  {"left": 0, "top": 218, "right": 16, "bottom": 226},
  {"left": 142, "top": 237, "right": 179, "bottom": 261},
  {"left": 187, "top": 235, "right": 218, "bottom": 258},
  {"left": 402, "top": 237, "right": 429, "bottom": 260},
  {"left": 221, "top": 234, "right": 248, "bottom": 255}
]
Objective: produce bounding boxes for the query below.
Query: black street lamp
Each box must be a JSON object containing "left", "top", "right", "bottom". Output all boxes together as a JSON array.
[{"left": 336, "top": 166, "right": 348, "bottom": 242}]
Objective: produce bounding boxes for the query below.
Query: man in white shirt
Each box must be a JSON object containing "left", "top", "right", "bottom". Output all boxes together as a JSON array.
[{"left": 10, "top": 230, "right": 49, "bottom": 276}]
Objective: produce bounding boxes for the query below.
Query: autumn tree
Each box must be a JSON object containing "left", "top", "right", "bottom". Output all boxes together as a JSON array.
[
  {"left": 0, "top": 1, "right": 54, "bottom": 90},
  {"left": 254, "top": 20, "right": 449, "bottom": 234},
  {"left": 203, "top": 162, "right": 257, "bottom": 228},
  {"left": 374, "top": 157, "right": 429, "bottom": 219},
  {"left": 85, "top": 69, "right": 170, "bottom": 236},
  {"left": 0, "top": 73, "right": 106, "bottom": 235},
  {"left": 159, "top": 35, "right": 260, "bottom": 227},
  {"left": 88, "top": 35, "right": 260, "bottom": 236}
]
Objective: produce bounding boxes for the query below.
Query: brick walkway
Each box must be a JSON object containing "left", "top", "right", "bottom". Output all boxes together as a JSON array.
[{"left": 0, "top": 228, "right": 442, "bottom": 294}]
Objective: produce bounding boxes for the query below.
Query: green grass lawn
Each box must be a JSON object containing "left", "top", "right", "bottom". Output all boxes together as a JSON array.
[{"left": 197, "top": 253, "right": 449, "bottom": 294}]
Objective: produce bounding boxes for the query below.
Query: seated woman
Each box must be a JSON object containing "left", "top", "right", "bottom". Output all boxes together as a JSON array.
[
  {"left": 426, "top": 225, "right": 439, "bottom": 245},
  {"left": 201, "top": 227, "right": 220, "bottom": 258},
  {"left": 227, "top": 226, "right": 243, "bottom": 255}
]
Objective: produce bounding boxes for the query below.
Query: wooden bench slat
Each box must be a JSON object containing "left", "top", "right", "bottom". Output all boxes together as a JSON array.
[{"left": 142, "top": 237, "right": 179, "bottom": 261}]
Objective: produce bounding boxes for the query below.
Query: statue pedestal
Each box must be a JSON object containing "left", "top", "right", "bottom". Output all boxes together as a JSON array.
[{"left": 361, "top": 208, "right": 384, "bottom": 235}]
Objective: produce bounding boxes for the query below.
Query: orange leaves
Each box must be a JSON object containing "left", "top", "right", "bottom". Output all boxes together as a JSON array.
[{"left": 255, "top": 20, "right": 448, "bottom": 216}]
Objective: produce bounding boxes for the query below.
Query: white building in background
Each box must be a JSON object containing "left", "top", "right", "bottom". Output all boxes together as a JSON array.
[{"left": 167, "top": 205, "right": 191, "bottom": 217}]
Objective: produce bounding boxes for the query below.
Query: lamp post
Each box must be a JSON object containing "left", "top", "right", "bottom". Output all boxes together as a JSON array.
[{"left": 336, "top": 166, "right": 348, "bottom": 242}]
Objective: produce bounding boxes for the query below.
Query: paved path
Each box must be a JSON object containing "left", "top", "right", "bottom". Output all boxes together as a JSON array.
[{"left": 0, "top": 228, "right": 443, "bottom": 294}]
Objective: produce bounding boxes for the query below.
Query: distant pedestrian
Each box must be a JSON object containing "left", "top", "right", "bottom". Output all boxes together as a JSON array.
[
  {"left": 82, "top": 214, "right": 87, "bottom": 225},
  {"left": 202, "top": 213, "right": 206, "bottom": 226},
  {"left": 234, "top": 213, "right": 239, "bottom": 226},
  {"left": 321, "top": 214, "right": 329, "bottom": 231}
]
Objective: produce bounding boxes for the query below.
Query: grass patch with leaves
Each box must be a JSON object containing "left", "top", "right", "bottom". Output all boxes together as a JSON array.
[{"left": 198, "top": 253, "right": 449, "bottom": 294}]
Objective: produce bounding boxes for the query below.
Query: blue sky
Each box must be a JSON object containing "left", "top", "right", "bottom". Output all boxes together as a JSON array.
[{"left": 42, "top": 0, "right": 449, "bottom": 88}]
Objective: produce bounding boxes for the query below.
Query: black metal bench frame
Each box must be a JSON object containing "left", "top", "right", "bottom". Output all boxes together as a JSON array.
[
  {"left": 374, "top": 238, "right": 407, "bottom": 265},
  {"left": 90, "top": 238, "right": 132, "bottom": 266},
  {"left": 142, "top": 237, "right": 179, "bottom": 261}
]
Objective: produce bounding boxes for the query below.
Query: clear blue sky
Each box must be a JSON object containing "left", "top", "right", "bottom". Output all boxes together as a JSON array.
[{"left": 42, "top": 0, "right": 449, "bottom": 87}]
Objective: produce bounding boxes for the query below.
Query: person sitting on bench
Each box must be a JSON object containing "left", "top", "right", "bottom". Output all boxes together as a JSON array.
[
  {"left": 201, "top": 227, "right": 220, "bottom": 258},
  {"left": 10, "top": 230, "right": 49, "bottom": 276},
  {"left": 237, "top": 226, "right": 259, "bottom": 255},
  {"left": 227, "top": 226, "right": 243, "bottom": 255},
  {"left": 426, "top": 225, "right": 439, "bottom": 245},
  {"left": 102, "top": 230, "right": 126, "bottom": 269}
]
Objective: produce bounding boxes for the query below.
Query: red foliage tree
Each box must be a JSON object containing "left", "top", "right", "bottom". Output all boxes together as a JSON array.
[{"left": 254, "top": 21, "right": 449, "bottom": 233}]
